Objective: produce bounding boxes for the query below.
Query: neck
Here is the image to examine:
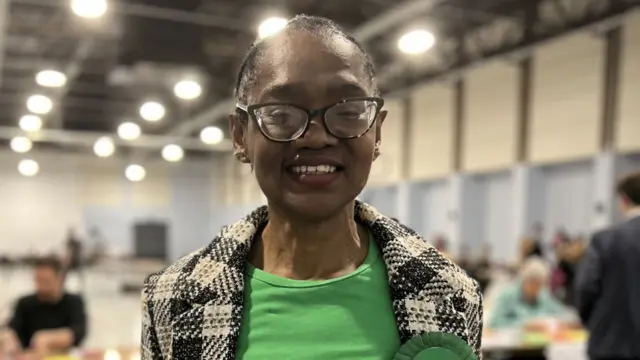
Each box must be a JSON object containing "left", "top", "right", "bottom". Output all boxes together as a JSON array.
[
  {"left": 624, "top": 205, "right": 640, "bottom": 219},
  {"left": 250, "top": 202, "right": 369, "bottom": 280}
]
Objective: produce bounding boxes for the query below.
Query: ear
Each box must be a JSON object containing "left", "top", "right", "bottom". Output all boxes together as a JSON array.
[
  {"left": 229, "top": 113, "right": 247, "bottom": 155},
  {"left": 375, "top": 110, "right": 387, "bottom": 145}
]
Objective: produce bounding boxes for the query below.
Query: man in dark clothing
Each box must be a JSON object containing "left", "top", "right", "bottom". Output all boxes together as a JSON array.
[
  {"left": 0, "top": 257, "right": 87, "bottom": 355},
  {"left": 576, "top": 172, "right": 640, "bottom": 360}
]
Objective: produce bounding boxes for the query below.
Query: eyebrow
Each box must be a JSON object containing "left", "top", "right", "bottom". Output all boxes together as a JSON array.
[{"left": 259, "top": 81, "right": 369, "bottom": 102}]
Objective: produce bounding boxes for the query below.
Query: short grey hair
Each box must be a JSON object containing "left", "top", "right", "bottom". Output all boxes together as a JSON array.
[
  {"left": 519, "top": 257, "right": 550, "bottom": 281},
  {"left": 234, "top": 14, "right": 379, "bottom": 105}
]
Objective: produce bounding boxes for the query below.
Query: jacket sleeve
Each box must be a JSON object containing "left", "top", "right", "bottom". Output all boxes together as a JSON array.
[
  {"left": 141, "top": 275, "right": 164, "bottom": 360},
  {"left": 466, "top": 283, "right": 484, "bottom": 359},
  {"left": 575, "top": 233, "right": 604, "bottom": 325}
]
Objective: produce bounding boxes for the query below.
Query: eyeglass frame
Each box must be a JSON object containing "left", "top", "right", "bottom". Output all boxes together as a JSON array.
[{"left": 235, "top": 96, "right": 385, "bottom": 142}]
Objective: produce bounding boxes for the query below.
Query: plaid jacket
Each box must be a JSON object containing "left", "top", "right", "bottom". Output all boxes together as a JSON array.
[{"left": 141, "top": 201, "right": 483, "bottom": 359}]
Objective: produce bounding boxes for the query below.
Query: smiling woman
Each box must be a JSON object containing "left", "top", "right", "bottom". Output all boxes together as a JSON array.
[{"left": 141, "top": 15, "right": 483, "bottom": 360}]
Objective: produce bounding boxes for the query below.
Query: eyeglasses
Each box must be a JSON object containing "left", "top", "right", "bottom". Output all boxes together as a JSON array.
[{"left": 236, "top": 97, "right": 384, "bottom": 142}]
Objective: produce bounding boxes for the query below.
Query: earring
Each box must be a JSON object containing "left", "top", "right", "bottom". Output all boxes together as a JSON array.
[
  {"left": 234, "top": 150, "right": 250, "bottom": 163},
  {"left": 373, "top": 142, "right": 381, "bottom": 160}
]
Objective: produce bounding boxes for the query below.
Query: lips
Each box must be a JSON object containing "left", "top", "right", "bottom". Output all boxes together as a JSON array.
[{"left": 284, "top": 156, "right": 344, "bottom": 188}]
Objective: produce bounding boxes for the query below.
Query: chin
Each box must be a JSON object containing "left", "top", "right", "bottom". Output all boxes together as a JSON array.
[{"left": 281, "top": 193, "right": 354, "bottom": 222}]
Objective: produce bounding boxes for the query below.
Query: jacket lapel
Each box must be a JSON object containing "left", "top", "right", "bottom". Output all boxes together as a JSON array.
[{"left": 169, "top": 202, "right": 474, "bottom": 359}]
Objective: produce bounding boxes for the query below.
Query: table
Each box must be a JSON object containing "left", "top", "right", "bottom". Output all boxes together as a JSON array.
[{"left": 482, "top": 328, "right": 588, "bottom": 360}]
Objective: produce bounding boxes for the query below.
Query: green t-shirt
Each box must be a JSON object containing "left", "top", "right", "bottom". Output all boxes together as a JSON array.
[{"left": 236, "top": 239, "right": 401, "bottom": 359}]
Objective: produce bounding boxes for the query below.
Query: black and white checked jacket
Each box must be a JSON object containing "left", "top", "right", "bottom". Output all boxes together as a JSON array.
[{"left": 141, "top": 201, "right": 483, "bottom": 359}]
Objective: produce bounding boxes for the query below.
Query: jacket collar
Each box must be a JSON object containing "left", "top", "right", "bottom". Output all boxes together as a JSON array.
[{"left": 167, "top": 200, "right": 480, "bottom": 359}]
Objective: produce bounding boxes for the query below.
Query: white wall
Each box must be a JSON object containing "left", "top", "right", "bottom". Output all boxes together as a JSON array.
[
  {"left": 409, "top": 83, "right": 455, "bottom": 179},
  {"left": 463, "top": 62, "right": 519, "bottom": 172},
  {"left": 617, "top": 12, "right": 640, "bottom": 152},
  {"left": 529, "top": 33, "right": 604, "bottom": 163},
  {"left": 0, "top": 151, "right": 220, "bottom": 259},
  {"left": 369, "top": 98, "right": 405, "bottom": 186}
]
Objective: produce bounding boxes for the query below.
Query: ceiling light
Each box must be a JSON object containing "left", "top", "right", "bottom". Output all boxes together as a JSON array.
[
  {"left": 162, "top": 144, "right": 184, "bottom": 162},
  {"left": 398, "top": 29, "right": 436, "bottom": 54},
  {"left": 93, "top": 136, "right": 115, "bottom": 158},
  {"left": 27, "top": 94, "right": 53, "bottom": 115},
  {"left": 117, "top": 122, "right": 141, "bottom": 140},
  {"left": 71, "top": 0, "right": 107, "bottom": 19},
  {"left": 10, "top": 136, "right": 33, "bottom": 153},
  {"left": 125, "top": 164, "right": 146, "bottom": 182},
  {"left": 139, "top": 101, "right": 166, "bottom": 122},
  {"left": 200, "top": 126, "right": 223, "bottom": 145},
  {"left": 19, "top": 115, "right": 43, "bottom": 132},
  {"left": 18, "top": 159, "right": 39, "bottom": 177},
  {"left": 35, "top": 70, "right": 67, "bottom": 88},
  {"left": 258, "top": 17, "right": 287, "bottom": 39},
  {"left": 173, "top": 80, "right": 202, "bottom": 100}
]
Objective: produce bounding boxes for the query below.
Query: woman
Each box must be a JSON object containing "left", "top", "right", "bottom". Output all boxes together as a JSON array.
[
  {"left": 141, "top": 15, "right": 482, "bottom": 360},
  {"left": 488, "top": 258, "right": 569, "bottom": 329}
]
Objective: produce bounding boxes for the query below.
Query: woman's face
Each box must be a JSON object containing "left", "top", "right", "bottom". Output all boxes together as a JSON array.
[{"left": 231, "top": 30, "right": 386, "bottom": 221}]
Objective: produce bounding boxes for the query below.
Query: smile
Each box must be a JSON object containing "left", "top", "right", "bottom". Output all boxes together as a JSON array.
[{"left": 289, "top": 165, "right": 338, "bottom": 175}]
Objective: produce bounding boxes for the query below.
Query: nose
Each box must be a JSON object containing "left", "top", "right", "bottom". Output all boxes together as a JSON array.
[{"left": 292, "top": 115, "right": 338, "bottom": 149}]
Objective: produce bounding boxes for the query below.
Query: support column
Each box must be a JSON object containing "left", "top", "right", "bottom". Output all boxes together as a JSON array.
[
  {"left": 592, "top": 152, "right": 619, "bottom": 231},
  {"left": 511, "top": 164, "right": 532, "bottom": 262},
  {"left": 395, "top": 181, "right": 412, "bottom": 224},
  {"left": 447, "top": 174, "right": 482, "bottom": 256}
]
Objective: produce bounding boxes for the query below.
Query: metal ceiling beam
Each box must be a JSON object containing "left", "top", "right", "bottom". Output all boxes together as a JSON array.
[
  {"left": 49, "top": 38, "right": 95, "bottom": 128},
  {"left": 0, "top": 0, "right": 9, "bottom": 88},
  {"left": 0, "top": 126, "right": 232, "bottom": 152},
  {"left": 11, "top": 0, "right": 247, "bottom": 31},
  {"left": 385, "top": 6, "right": 634, "bottom": 98},
  {"left": 166, "top": 0, "right": 449, "bottom": 139}
]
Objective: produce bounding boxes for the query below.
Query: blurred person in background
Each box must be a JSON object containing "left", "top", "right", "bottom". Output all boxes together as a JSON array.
[
  {"left": 488, "top": 257, "right": 569, "bottom": 330},
  {"left": 576, "top": 172, "right": 640, "bottom": 360},
  {"left": 63, "top": 228, "right": 85, "bottom": 293},
  {"left": 551, "top": 238, "right": 584, "bottom": 306},
  {"left": 0, "top": 257, "right": 87, "bottom": 357},
  {"left": 141, "top": 15, "right": 483, "bottom": 360}
]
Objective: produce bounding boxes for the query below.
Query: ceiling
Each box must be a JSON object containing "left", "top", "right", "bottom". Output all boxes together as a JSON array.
[{"left": 0, "top": 0, "right": 636, "bottom": 159}]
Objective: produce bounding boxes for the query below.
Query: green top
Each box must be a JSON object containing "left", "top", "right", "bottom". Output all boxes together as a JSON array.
[
  {"left": 236, "top": 237, "right": 402, "bottom": 359},
  {"left": 488, "top": 283, "right": 569, "bottom": 329}
]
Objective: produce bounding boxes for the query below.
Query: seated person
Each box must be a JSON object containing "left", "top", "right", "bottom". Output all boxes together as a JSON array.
[
  {"left": 1, "top": 257, "right": 87, "bottom": 355},
  {"left": 488, "top": 257, "right": 569, "bottom": 329}
]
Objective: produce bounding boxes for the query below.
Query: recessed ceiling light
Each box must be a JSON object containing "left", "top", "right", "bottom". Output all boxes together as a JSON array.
[
  {"left": 117, "top": 122, "right": 141, "bottom": 140},
  {"left": 125, "top": 164, "right": 146, "bottom": 182},
  {"left": 10, "top": 136, "right": 33, "bottom": 153},
  {"left": 19, "top": 115, "right": 43, "bottom": 132},
  {"left": 139, "top": 101, "right": 166, "bottom": 122},
  {"left": 258, "top": 17, "right": 288, "bottom": 39},
  {"left": 173, "top": 80, "right": 202, "bottom": 100},
  {"left": 18, "top": 159, "right": 39, "bottom": 177},
  {"left": 398, "top": 29, "right": 436, "bottom": 54},
  {"left": 27, "top": 94, "right": 53, "bottom": 115},
  {"left": 93, "top": 136, "right": 115, "bottom": 157},
  {"left": 162, "top": 144, "right": 184, "bottom": 162},
  {"left": 36, "top": 70, "right": 67, "bottom": 88},
  {"left": 200, "top": 126, "right": 224, "bottom": 145},
  {"left": 71, "top": 0, "right": 107, "bottom": 19}
]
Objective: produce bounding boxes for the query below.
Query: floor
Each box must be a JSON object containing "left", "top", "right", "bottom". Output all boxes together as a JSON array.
[{"left": 1, "top": 264, "right": 146, "bottom": 350}]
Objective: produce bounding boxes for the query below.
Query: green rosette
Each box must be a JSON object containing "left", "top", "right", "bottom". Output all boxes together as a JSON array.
[{"left": 393, "top": 332, "right": 478, "bottom": 360}]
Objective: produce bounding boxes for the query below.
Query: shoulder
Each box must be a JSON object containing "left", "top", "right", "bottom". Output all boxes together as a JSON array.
[
  {"left": 16, "top": 294, "right": 38, "bottom": 308},
  {"left": 143, "top": 246, "right": 209, "bottom": 301},
  {"left": 62, "top": 293, "right": 85, "bottom": 305},
  {"left": 391, "top": 222, "right": 483, "bottom": 311}
]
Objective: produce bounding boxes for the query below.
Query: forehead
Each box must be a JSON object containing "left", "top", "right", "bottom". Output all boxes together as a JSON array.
[{"left": 250, "top": 31, "right": 372, "bottom": 103}]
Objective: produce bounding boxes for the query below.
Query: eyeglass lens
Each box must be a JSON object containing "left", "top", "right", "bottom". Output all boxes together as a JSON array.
[{"left": 254, "top": 99, "right": 379, "bottom": 141}]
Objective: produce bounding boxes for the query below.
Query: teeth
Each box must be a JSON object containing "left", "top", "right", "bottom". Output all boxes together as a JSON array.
[{"left": 291, "top": 165, "right": 337, "bottom": 174}]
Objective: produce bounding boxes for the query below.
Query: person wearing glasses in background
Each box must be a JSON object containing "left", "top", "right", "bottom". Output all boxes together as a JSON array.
[{"left": 142, "top": 15, "right": 483, "bottom": 360}]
